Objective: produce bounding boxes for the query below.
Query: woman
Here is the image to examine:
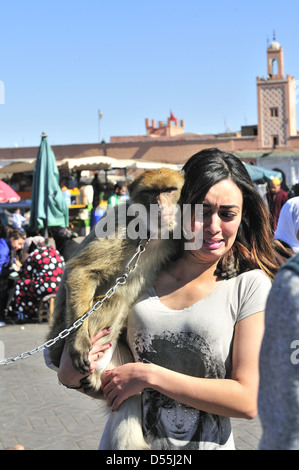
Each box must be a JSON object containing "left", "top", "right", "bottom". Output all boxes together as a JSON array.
[
  {"left": 57, "top": 148, "right": 280, "bottom": 450},
  {"left": 0, "top": 229, "right": 25, "bottom": 326},
  {"left": 11, "top": 236, "right": 65, "bottom": 323}
]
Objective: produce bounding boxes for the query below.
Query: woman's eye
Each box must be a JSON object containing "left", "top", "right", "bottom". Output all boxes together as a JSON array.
[{"left": 221, "top": 212, "right": 236, "bottom": 219}]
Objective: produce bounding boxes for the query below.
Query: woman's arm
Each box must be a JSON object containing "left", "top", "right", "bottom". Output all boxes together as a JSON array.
[{"left": 101, "top": 311, "right": 265, "bottom": 419}]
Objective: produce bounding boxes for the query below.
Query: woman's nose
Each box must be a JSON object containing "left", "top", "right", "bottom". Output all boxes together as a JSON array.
[{"left": 205, "top": 213, "right": 221, "bottom": 233}]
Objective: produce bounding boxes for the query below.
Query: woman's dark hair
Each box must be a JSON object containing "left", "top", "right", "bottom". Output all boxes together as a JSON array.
[
  {"left": 7, "top": 228, "right": 25, "bottom": 241},
  {"left": 180, "top": 148, "right": 279, "bottom": 280}
]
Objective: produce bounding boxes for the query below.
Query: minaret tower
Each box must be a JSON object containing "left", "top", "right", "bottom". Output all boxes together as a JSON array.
[{"left": 256, "top": 34, "right": 297, "bottom": 148}]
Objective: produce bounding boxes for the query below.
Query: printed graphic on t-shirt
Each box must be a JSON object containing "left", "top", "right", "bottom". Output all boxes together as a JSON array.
[{"left": 134, "top": 330, "right": 231, "bottom": 450}]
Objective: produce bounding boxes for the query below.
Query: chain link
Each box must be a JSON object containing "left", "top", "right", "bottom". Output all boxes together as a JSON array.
[{"left": 0, "top": 238, "right": 150, "bottom": 366}]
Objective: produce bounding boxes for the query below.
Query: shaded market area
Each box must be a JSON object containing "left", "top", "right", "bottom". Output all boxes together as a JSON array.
[
  {"left": 0, "top": 132, "right": 185, "bottom": 328},
  {"left": 0, "top": 131, "right": 293, "bottom": 329}
]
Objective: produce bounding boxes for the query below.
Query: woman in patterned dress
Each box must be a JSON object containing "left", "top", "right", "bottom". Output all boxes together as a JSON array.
[{"left": 11, "top": 236, "right": 65, "bottom": 322}]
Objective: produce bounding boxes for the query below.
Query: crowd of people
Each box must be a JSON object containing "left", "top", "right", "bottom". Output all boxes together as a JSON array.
[
  {"left": 2, "top": 149, "right": 299, "bottom": 450},
  {"left": 0, "top": 226, "right": 68, "bottom": 326},
  {"left": 0, "top": 180, "right": 130, "bottom": 327}
]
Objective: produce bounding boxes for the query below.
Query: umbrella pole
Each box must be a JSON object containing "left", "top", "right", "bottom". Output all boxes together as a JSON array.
[{"left": 44, "top": 222, "right": 49, "bottom": 244}]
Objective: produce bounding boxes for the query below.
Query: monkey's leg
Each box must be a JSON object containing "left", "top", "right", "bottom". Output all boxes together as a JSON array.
[
  {"left": 96, "top": 342, "right": 149, "bottom": 450},
  {"left": 66, "top": 320, "right": 92, "bottom": 375},
  {"left": 64, "top": 271, "right": 103, "bottom": 374},
  {"left": 109, "top": 395, "right": 149, "bottom": 450}
]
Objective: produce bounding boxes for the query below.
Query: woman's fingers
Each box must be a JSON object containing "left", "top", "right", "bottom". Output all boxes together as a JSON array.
[
  {"left": 90, "top": 342, "right": 112, "bottom": 361},
  {"left": 91, "top": 327, "right": 111, "bottom": 344},
  {"left": 87, "top": 331, "right": 113, "bottom": 373}
]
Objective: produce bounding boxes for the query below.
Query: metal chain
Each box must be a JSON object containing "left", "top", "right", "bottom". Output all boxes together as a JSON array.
[{"left": 0, "top": 238, "right": 150, "bottom": 366}]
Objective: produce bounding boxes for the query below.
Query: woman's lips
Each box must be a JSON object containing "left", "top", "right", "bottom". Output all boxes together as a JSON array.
[{"left": 203, "top": 239, "right": 224, "bottom": 250}]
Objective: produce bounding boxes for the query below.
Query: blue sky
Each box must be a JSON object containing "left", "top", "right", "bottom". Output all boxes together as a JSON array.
[{"left": 0, "top": 0, "right": 299, "bottom": 148}]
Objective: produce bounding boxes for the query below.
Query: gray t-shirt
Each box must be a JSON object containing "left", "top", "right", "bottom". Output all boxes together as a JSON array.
[
  {"left": 259, "top": 255, "right": 299, "bottom": 450},
  {"left": 126, "top": 269, "right": 272, "bottom": 450}
]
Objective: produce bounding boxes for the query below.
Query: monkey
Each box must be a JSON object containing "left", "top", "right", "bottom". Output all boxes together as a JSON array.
[{"left": 47, "top": 168, "right": 184, "bottom": 450}]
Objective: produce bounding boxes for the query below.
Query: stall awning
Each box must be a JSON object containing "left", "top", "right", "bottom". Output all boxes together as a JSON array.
[
  {"left": 0, "top": 160, "right": 36, "bottom": 175},
  {"left": 58, "top": 156, "right": 126, "bottom": 171},
  {"left": 243, "top": 162, "right": 282, "bottom": 182},
  {"left": 57, "top": 156, "right": 181, "bottom": 172},
  {"left": 0, "top": 155, "right": 182, "bottom": 176}
]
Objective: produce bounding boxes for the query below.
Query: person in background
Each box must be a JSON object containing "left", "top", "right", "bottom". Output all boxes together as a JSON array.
[
  {"left": 52, "top": 227, "right": 78, "bottom": 262},
  {"left": 259, "top": 252, "right": 299, "bottom": 449},
  {"left": 0, "top": 229, "right": 25, "bottom": 327},
  {"left": 91, "top": 173, "right": 103, "bottom": 208},
  {"left": 118, "top": 183, "right": 129, "bottom": 202},
  {"left": 11, "top": 208, "right": 28, "bottom": 232},
  {"left": 266, "top": 177, "right": 288, "bottom": 232},
  {"left": 10, "top": 236, "right": 65, "bottom": 323},
  {"left": 107, "top": 183, "right": 127, "bottom": 209},
  {"left": 274, "top": 196, "right": 299, "bottom": 255}
]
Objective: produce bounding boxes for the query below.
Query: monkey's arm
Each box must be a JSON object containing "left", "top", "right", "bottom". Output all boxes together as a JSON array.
[{"left": 64, "top": 235, "right": 134, "bottom": 375}]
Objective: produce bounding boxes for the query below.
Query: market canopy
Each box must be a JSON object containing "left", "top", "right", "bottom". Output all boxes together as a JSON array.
[
  {"left": 243, "top": 163, "right": 282, "bottom": 182},
  {"left": 128, "top": 160, "right": 180, "bottom": 170},
  {"left": 0, "top": 155, "right": 181, "bottom": 176},
  {"left": 0, "top": 160, "right": 36, "bottom": 175},
  {"left": 58, "top": 156, "right": 180, "bottom": 172},
  {"left": 58, "top": 156, "right": 119, "bottom": 172}
]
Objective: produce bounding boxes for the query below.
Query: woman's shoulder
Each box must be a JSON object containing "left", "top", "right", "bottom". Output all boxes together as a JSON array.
[
  {"left": 238, "top": 269, "right": 271, "bottom": 281},
  {"left": 229, "top": 269, "right": 272, "bottom": 291},
  {"left": 0, "top": 238, "right": 9, "bottom": 249},
  {"left": 230, "top": 270, "right": 272, "bottom": 322}
]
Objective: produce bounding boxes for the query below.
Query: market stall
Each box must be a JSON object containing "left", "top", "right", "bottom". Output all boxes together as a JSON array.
[{"left": 0, "top": 154, "right": 182, "bottom": 236}]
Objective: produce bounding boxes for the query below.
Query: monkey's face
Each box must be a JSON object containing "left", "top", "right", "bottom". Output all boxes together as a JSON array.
[{"left": 128, "top": 168, "right": 184, "bottom": 238}]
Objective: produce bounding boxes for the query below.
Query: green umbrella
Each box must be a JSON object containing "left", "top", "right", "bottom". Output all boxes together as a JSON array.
[{"left": 30, "top": 132, "right": 68, "bottom": 235}]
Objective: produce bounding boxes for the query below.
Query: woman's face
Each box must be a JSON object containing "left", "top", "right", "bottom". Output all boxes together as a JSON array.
[
  {"left": 159, "top": 401, "right": 200, "bottom": 446},
  {"left": 10, "top": 237, "right": 24, "bottom": 251},
  {"left": 188, "top": 179, "right": 243, "bottom": 263}
]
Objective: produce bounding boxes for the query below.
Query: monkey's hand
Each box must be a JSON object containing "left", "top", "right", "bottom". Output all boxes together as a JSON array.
[{"left": 67, "top": 336, "right": 92, "bottom": 375}]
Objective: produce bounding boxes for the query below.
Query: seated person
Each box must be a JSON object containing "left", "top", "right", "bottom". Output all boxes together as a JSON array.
[{"left": 11, "top": 236, "right": 65, "bottom": 323}]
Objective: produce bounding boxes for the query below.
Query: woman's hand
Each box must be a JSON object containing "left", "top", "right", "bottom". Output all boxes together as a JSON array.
[
  {"left": 57, "top": 328, "right": 112, "bottom": 389},
  {"left": 101, "top": 362, "right": 150, "bottom": 411}
]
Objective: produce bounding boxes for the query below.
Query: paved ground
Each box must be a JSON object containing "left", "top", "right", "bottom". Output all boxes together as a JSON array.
[{"left": 0, "top": 323, "right": 263, "bottom": 450}]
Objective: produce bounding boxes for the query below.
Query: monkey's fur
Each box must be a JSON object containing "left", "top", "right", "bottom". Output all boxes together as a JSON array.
[{"left": 47, "top": 168, "right": 184, "bottom": 450}]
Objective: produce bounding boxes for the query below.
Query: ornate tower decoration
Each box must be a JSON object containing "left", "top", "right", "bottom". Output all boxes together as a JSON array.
[
  {"left": 256, "top": 34, "right": 297, "bottom": 149},
  {"left": 145, "top": 112, "right": 185, "bottom": 138}
]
